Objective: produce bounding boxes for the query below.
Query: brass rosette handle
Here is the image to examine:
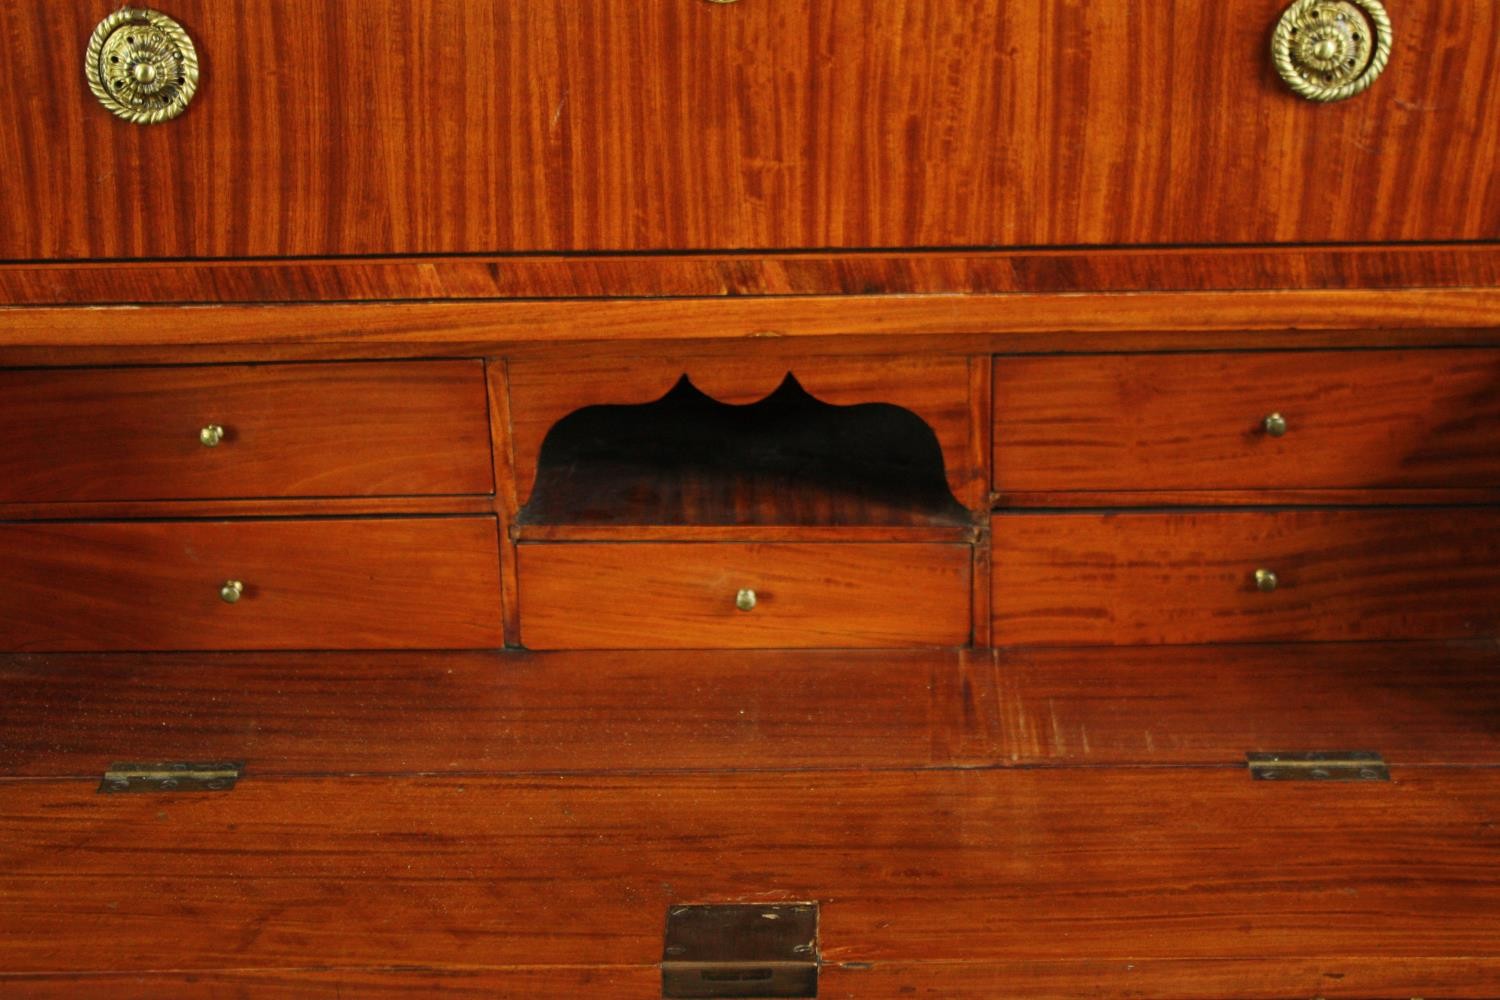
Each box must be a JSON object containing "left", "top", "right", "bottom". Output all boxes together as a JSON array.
[
  {"left": 1272, "top": 0, "right": 1392, "bottom": 103},
  {"left": 86, "top": 7, "right": 200, "bottom": 124}
]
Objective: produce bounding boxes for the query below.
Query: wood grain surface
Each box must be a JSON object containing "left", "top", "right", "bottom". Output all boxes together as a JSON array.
[
  {"left": 994, "top": 350, "right": 1500, "bottom": 492},
  {"left": 4, "top": 1, "right": 1498, "bottom": 258},
  {"left": 0, "top": 361, "right": 493, "bottom": 502},
  {"left": 1, "top": 642, "right": 1495, "bottom": 777},
  {"left": 991, "top": 508, "right": 1500, "bottom": 646},
  {"left": 0, "top": 649, "right": 986, "bottom": 776},
  {"left": 979, "top": 641, "right": 1500, "bottom": 766},
  {"left": 6, "top": 959, "right": 1500, "bottom": 1000},
  {"left": 8, "top": 244, "right": 1500, "bottom": 305},
  {"left": 0, "top": 518, "right": 504, "bottom": 651},
  {"left": 0, "top": 769, "right": 1496, "bottom": 991},
  {"left": 518, "top": 542, "right": 971, "bottom": 649},
  {"left": 5, "top": 289, "right": 1500, "bottom": 362}
]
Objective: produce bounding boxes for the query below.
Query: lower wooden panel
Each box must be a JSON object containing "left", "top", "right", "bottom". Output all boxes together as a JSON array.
[
  {"left": 518, "top": 542, "right": 972, "bottom": 649},
  {"left": 7, "top": 959, "right": 1500, "bottom": 999},
  {"left": 0, "top": 770, "right": 1497, "bottom": 994},
  {"left": 992, "top": 508, "right": 1500, "bottom": 646},
  {"left": 0, "top": 518, "right": 504, "bottom": 651}
]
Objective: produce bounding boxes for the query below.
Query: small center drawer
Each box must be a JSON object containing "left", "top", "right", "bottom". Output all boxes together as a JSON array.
[
  {"left": 0, "top": 361, "right": 494, "bottom": 503},
  {"left": 993, "top": 350, "right": 1500, "bottom": 492},
  {"left": 518, "top": 542, "right": 971, "bottom": 650},
  {"left": 991, "top": 509, "right": 1500, "bottom": 646},
  {"left": 0, "top": 517, "right": 504, "bottom": 651}
]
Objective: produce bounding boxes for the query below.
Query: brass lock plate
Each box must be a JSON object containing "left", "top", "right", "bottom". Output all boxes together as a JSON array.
[{"left": 663, "top": 903, "right": 819, "bottom": 999}]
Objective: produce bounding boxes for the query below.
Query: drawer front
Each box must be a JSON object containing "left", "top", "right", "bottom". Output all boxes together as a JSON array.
[
  {"left": 991, "top": 510, "right": 1500, "bottom": 646},
  {"left": 3, "top": 1, "right": 1496, "bottom": 259},
  {"left": 0, "top": 362, "right": 493, "bottom": 502},
  {"left": 519, "top": 543, "right": 971, "bottom": 650},
  {"left": 994, "top": 351, "right": 1500, "bottom": 493},
  {"left": 0, "top": 518, "right": 503, "bottom": 651}
]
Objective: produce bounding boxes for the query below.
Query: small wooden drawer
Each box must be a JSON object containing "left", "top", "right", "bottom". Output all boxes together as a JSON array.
[
  {"left": 993, "top": 351, "right": 1500, "bottom": 493},
  {"left": 518, "top": 542, "right": 971, "bottom": 650},
  {"left": 991, "top": 510, "right": 1500, "bottom": 646},
  {"left": 0, "top": 361, "right": 494, "bottom": 503},
  {"left": 0, "top": 517, "right": 503, "bottom": 651}
]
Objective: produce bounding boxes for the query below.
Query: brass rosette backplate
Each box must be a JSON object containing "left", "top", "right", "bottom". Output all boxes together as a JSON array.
[
  {"left": 85, "top": 7, "right": 199, "bottom": 124},
  {"left": 1272, "top": 0, "right": 1392, "bottom": 102}
]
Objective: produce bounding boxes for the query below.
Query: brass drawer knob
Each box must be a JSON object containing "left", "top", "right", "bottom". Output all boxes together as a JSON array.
[
  {"left": 199, "top": 424, "right": 225, "bottom": 448},
  {"left": 86, "top": 8, "right": 200, "bottom": 124},
  {"left": 1272, "top": 0, "right": 1392, "bottom": 103},
  {"left": 735, "top": 589, "right": 758, "bottom": 612},
  {"left": 1254, "top": 568, "right": 1280, "bottom": 593},
  {"left": 1262, "top": 412, "right": 1289, "bottom": 438},
  {"left": 219, "top": 580, "right": 244, "bottom": 604}
]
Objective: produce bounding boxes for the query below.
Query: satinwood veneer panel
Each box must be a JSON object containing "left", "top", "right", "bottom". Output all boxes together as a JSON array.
[
  {"left": 994, "top": 350, "right": 1500, "bottom": 493},
  {"left": 0, "top": 518, "right": 504, "bottom": 651},
  {"left": 518, "top": 542, "right": 971, "bottom": 649},
  {"left": 991, "top": 508, "right": 1500, "bottom": 646},
  {"left": 0, "top": 770, "right": 1497, "bottom": 993},
  {"left": 0, "top": 361, "right": 493, "bottom": 502},
  {"left": 5, "top": 1, "right": 1498, "bottom": 259}
]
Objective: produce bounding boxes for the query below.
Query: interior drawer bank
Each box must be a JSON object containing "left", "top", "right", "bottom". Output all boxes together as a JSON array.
[
  {"left": 991, "top": 509, "right": 1500, "bottom": 646},
  {"left": 993, "top": 350, "right": 1500, "bottom": 494},
  {"left": 518, "top": 542, "right": 971, "bottom": 650},
  {"left": 0, "top": 518, "right": 503, "bottom": 651},
  {"left": 0, "top": 361, "right": 493, "bottom": 503}
]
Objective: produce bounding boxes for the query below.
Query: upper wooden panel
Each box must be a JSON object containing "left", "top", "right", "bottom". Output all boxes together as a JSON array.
[{"left": 3, "top": 0, "right": 1497, "bottom": 260}]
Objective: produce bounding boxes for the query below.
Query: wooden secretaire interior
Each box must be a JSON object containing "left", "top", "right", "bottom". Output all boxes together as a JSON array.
[{"left": 2, "top": 2, "right": 1499, "bottom": 997}]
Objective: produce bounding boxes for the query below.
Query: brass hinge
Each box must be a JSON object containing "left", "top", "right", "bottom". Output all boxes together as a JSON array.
[
  {"left": 662, "top": 903, "right": 819, "bottom": 999},
  {"left": 1247, "top": 751, "right": 1388, "bottom": 782},
  {"left": 98, "top": 761, "right": 242, "bottom": 794}
]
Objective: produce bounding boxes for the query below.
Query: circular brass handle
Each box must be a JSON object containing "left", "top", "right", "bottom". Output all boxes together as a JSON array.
[
  {"left": 735, "top": 589, "right": 757, "bottom": 612},
  {"left": 1263, "top": 413, "right": 1289, "bottom": 438},
  {"left": 1254, "top": 568, "right": 1280, "bottom": 593},
  {"left": 86, "top": 8, "right": 200, "bottom": 124},
  {"left": 199, "top": 424, "right": 225, "bottom": 447},
  {"left": 219, "top": 580, "right": 244, "bottom": 604},
  {"left": 1272, "top": 0, "right": 1392, "bottom": 103}
]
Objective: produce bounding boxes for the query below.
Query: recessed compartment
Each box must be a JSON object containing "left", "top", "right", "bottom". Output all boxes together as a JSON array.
[
  {"left": 0, "top": 517, "right": 504, "bottom": 651},
  {"left": 991, "top": 508, "right": 1500, "bottom": 646},
  {"left": 0, "top": 361, "right": 494, "bottom": 503},
  {"left": 519, "top": 542, "right": 971, "bottom": 650},
  {"left": 517, "top": 371, "right": 970, "bottom": 535}
]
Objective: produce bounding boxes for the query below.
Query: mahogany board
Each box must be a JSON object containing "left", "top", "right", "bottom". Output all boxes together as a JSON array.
[
  {"left": 991, "top": 508, "right": 1500, "bottom": 646},
  {"left": 0, "top": 361, "right": 494, "bottom": 502},
  {"left": 1, "top": 644, "right": 1497, "bottom": 777},
  {"left": 4, "top": 1, "right": 1498, "bottom": 258},
  {"left": 0, "top": 769, "right": 1497, "bottom": 994},
  {"left": 993, "top": 349, "right": 1500, "bottom": 492},
  {"left": 0, "top": 518, "right": 505, "bottom": 651}
]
